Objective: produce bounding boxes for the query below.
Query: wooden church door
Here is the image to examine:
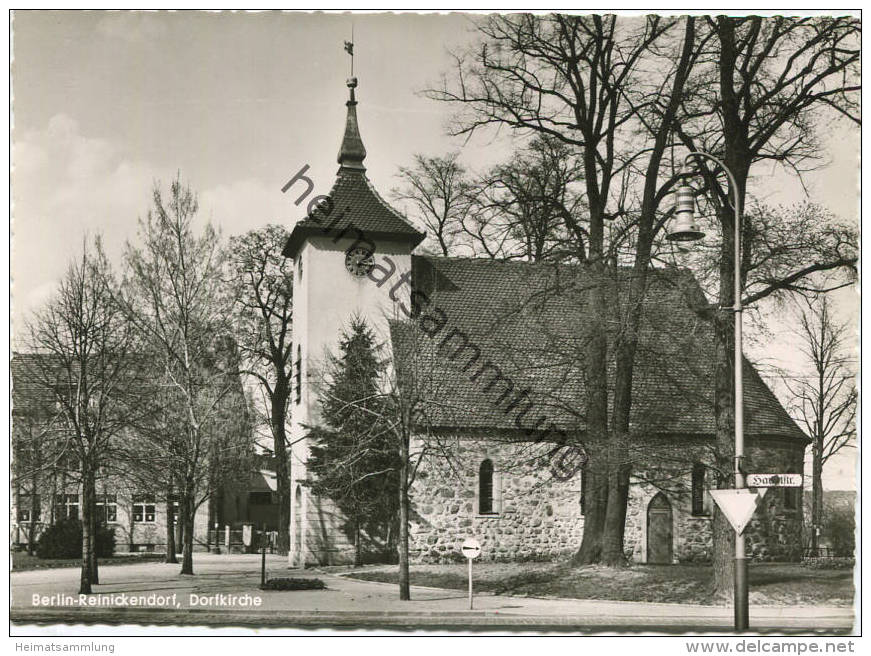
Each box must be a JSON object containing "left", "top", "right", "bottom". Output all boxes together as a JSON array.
[{"left": 646, "top": 492, "right": 673, "bottom": 564}]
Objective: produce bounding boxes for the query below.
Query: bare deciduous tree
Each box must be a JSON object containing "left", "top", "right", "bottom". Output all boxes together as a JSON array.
[
  {"left": 26, "top": 238, "right": 138, "bottom": 593},
  {"left": 120, "top": 176, "right": 253, "bottom": 575},
  {"left": 784, "top": 294, "right": 856, "bottom": 553},
  {"left": 228, "top": 225, "right": 294, "bottom": 554},
  {"left": 468, "top": 136, "right": 581, "bottom": 262},
  {"left": 672, "top": 15, "right": 859, "bottom": 596},
  {"left": 428, "top": 13, "right": 698, "bottom": 566},
  {"left": 392, "top": 152, "right": 471, "bottom": 257}
]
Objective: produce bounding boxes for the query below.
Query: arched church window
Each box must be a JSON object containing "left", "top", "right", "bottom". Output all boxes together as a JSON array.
[
  {"left": 691, "top": 462, "right": 708, "bottom": 516},
  {"left": 478, "top": 459, "right": 495, "bottom": 515}
]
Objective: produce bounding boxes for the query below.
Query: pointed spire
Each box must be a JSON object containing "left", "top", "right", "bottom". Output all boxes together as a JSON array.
[{"left": 337, "top": 77, "right": 367, "bottom": 170}]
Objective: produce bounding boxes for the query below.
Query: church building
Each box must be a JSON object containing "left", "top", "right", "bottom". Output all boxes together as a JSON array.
[{"left": 283, "top": 74, "right": 808, "bottom": 567}]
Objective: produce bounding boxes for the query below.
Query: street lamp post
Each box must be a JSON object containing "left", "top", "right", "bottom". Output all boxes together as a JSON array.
[{"left": 667, "top": 151, "right": 747, "bottom": 632}]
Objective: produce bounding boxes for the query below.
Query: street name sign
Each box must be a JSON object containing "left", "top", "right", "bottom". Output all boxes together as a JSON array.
[
  {"left": 461, "top": 538, "right": 481, "bottom": 560},
  {"left": 746, "top": 474, "right": 803, "bottom": 488},
  {"left": 709, "top": 489, "right": 766, "bottom": 535}
]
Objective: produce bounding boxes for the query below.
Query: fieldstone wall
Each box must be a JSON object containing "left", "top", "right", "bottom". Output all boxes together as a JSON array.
[
  {"left": 623, "top": 437, "right": 805, "bottom": 563},
  {"left": 744, "top": 442, "right": 806, "bottom": 561},
  {"left": 409, "top": 434, "right": 805, "bottom": 564},
  {"left": 408, "top": 437, "right": 583, "bottom": 562}
]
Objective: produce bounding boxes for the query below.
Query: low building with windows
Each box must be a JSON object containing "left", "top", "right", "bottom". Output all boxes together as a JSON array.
[
  {"left": 11, "top": 353, "right": 272, "bottom": 554},
  {"left": 284, "top": 75, "right": 808, "bottom": 567}
]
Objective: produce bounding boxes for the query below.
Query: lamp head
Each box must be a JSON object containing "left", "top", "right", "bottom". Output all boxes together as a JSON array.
[{"left": 666, "top": 181, "right": 705, "bottom": 242}]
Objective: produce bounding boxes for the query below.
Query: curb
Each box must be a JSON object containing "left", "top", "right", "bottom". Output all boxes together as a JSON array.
[{"left": 10, "top": 607, "right": 854, "bottom": 634}]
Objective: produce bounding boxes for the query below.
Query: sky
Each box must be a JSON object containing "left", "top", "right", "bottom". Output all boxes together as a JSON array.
[{"left": 10, "top": 10, "right": 859, "bottom": 489}]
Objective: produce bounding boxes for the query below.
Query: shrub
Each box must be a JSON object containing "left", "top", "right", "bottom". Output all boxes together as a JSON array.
[
  {"left": 96, "top": 523, "right": 116, "bottom": 557},
  {"left": 260, "top": 577, "right": 326, "bottom": 591},
  {"left": 824, "top": 506, "right": 855, "bottom": 557},
  {"left": 36, "top": 519, "right": 116, "bottom": 559}
]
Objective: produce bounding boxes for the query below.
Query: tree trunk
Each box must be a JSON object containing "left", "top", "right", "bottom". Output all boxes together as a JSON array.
[
  {"left": 89, "top": 473, "right": 99, "bottom": 585},
  {"left": 601, "top": 447, "right": 631, "bottom": 566},
  {"left": 599, "top": 17, "right": 696, "bottom": 568},
  {"left": 175, "top": 498, "right": 184, "bottom": 549},
  {"left": 398, "top": 438, "right": 411, "bottom": 600},
  {"left": 79, "top": 475, "right": 94, "bottom": 594},
  {"left": 573, "top": 261, "right": 611, "bottom": 565},
  {"left": 165, "top": 487, "right": 178, "bottom": 563},
  {"left": 811, "top": 433, "right": 823, "bottom": 552},
  {"left": 385, "top": 521, "right": 395, "bottom": 562},
  {"left": 27, "top": 471, "right": 39, "bottom": 556},
  {"left": 271, "top": 381, "right": 291, "bottom": 555},
  {"left": 573, "top": 461, "right": 607, "bottom": 564},
  {"left": 180, "top": 485, "right": 195, "bottom": 575},
  {"left": 710, "top": 15, "right": 751, "bottom": 599},
  {"left": 602, "top": 291, "right": 639, "bottom": 567},
  {"left": 128, "top": 499, "right": 135, "bottom": 552},
  {"left": 354, "top": 517, "right": 363, "bottom": 567}
]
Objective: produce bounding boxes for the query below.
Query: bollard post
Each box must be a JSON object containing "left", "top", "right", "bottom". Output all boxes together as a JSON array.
[{"left": 468, "top": 556, "right": 473, "bottom": 610}]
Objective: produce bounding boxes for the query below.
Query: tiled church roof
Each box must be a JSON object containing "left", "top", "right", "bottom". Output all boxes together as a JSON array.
[
  {"left": 283, "top": 169, "right": 425, "bottom": 258},
  {"left": 390, "top": 255, "right": 807, "bottom": 442},
  {"left": 280, "top": 74, "right": 804, "bottom": 443}
]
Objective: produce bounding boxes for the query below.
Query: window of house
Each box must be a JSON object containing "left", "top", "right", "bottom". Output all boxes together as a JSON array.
[
  {"left": 691, "top": 462, "right": 709, "bottom": 516},
  {"left": 17, "top": 494, "right": 40, "bottom": 522},
  {"left": 55, "top": 493, "right": 79, "bottom": 520},
  {"left": 249, "top": 491, "right": 273, "bottom": 505},
  {"left": 580, "top": 463, "right": 586, "bottom": 516},
  {"left": 478, "top": 459, "right": 496, "bottom": 515},
  {"left": 294, "top": 345, "right": 302, "bottom": 404},
  {"left": 169, "top": 494, "right": 180, "bottom": 526},
  {"left": 96, "top": 494, "right": 117, "bottom": 523},
  {"left": 132, "top": 494, "right": 156, "bottom": 523}
]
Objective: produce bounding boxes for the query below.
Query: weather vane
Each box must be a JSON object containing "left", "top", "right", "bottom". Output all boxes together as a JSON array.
[{"left": 344, "top": 24, "right": 354, "bottom": 78}]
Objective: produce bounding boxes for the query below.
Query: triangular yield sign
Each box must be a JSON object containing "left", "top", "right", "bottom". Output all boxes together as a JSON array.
[{"left": 709, "top": 489, "right": 765, "bottom": 535}]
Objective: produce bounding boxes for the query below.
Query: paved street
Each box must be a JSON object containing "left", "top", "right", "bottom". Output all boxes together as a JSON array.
[{"left": 11, "top": 554, "right": 855, "bottom": 634}]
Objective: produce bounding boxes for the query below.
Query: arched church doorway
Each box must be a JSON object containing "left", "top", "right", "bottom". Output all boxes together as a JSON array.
[
  {"left": 646, "top": 492, "right": 673, "bottom": 564},
  {"left": 293, "top": 485, "right": 304, "bottom": 568}
]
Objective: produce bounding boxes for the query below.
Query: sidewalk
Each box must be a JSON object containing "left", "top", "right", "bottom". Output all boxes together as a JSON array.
[{"left": 11, "top": 554, "right": 855, "bottom": 633}]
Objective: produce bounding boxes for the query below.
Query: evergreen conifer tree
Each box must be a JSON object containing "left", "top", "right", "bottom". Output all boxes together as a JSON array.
[{"left": 305, "top": 317, "right": 400, "bottom": 565}]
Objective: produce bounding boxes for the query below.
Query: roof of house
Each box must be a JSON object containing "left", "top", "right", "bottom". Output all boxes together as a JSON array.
[
  {"left": 11, "top": 353, "right": 62, "bottom": 416},
  {"left": 11, "top": 349, "right": 248, "bottom": 422},
  {"left": 283, "top": 78, "right": 424, "bottom": 259},
  {"left": 389, "top": 255, "right": 807, "bottom": 442}
]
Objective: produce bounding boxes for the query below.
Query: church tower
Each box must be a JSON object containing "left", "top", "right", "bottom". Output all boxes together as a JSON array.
[{"left": 283, "top": 75, "right": 424, "bottom": 566}]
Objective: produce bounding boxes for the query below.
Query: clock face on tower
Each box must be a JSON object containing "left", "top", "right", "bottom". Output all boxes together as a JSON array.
[{"left": 345, "top": 247, "right": 375, "bottom": 277}]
